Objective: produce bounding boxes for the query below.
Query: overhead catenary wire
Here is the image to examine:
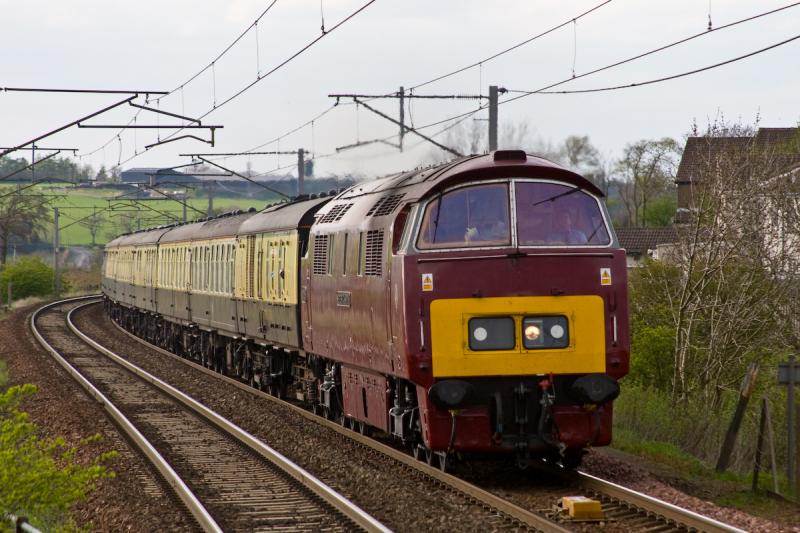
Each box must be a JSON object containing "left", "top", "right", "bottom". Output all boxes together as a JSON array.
[
  {"left": 390, "top": 1, "right": 800, "bottom": 136},
  {"left": 166, "top": 0, "right": 280, "bottom": 96},
  {"left": 405, "top": 0, "right": 613, "bottom": 93},
  {"left": 113, "top": 0, "right": 377, "bottom": 169},
  {"left": 208, "top": 0, "right": 800, "bottom": 168},
  {"left": 507, "top": 33, "right": 800, "bottom": 95},
  {"left": 80, "top": 0, "right": 281, "bottom": 160},
  {"left": 206, "top": 0, "right": 613, "bottom": 162}
]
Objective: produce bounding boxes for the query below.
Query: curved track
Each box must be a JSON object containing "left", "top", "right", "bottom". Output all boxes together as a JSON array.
[
  {"left": 31, "top": 297, "right": 389, "bottom": 533},
  {"left": 92, "top": 300, "right": 751, "bottom": 533}
]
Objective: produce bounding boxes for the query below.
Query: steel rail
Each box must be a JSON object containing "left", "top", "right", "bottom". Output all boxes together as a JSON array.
[
  {"left": 576, "top": 471, "right": 748, "bottom": 533},
  {"left": 104, "top": 307, "right": 571, "bottom": 533},
  {"left": 30, "top": 296, "right": 222, "bottom": 533},
  {"left": 66, "top": 300, "right": 390, "bottom": 533}
]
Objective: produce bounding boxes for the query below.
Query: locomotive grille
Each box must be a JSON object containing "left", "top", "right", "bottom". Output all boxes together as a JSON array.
[
  {"left": 313, "top": 234, "right": 330, "bottom": 275},
  {"left": 366, "top": 194, "right": 405, "bottom": 217},
  {"left": 319, "top": 203, "right": 353, "bottom": 223},
  {"left": 364, "top": 229, "right": 384, "bottom": 276}
]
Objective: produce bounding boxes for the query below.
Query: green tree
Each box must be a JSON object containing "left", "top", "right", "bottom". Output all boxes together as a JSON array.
[
  {"left": 0, "top": 384, "right": 115, "bottom": 531},
  {"left": 94, "top": 165, "right": 108, "bottom": 182},
  {"left": 0, "top": 189, "right": 51, "bottom": 266},
  {"left": 643, "top": 195, "right": 677, "bottom": 226},
  {"left": 615, "top": 138, "right": 681, "bottom": 227}
]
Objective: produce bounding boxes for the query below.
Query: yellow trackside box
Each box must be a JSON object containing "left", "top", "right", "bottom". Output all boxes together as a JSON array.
[{"left": 560, "top": 496, "right": 604, "bottom": 519}]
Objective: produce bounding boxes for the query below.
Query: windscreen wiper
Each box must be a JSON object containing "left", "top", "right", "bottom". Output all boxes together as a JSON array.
[{"left": 531, "top": 187, "right": 581, "bottom": 207}]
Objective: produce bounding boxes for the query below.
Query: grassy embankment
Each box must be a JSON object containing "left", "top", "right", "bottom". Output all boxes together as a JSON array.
[
  {"left": 613, "top": 385, "right": 798, "bottom": 522},
  {"left": 35, "top": 184, "right": 279, "bottom": 247}
]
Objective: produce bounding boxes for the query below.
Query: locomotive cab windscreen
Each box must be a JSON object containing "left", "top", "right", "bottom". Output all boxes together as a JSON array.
[{"left": 415, "top": 179, "right": 611, "bottom": 250}]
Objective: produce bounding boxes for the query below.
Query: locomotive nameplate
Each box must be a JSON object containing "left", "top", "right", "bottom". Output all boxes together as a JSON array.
[{"left": 336, "top": 291, "right": 352, "bottom": 307}]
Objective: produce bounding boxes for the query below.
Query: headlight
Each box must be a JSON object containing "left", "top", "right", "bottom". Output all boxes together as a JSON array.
[
  {"left": 468, "top": 317, "right": 515, "bottom": 351},
  {"left": 524, "top": 322, "right": 542, "bottom": 343},
  {"left": 523, "top": 316, "right": 569, "bottom": 349}
]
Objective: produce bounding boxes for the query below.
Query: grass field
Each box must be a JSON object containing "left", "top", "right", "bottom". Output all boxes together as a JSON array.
[{"left": 16, "top": 184, "right": 280, "bottom": 247}]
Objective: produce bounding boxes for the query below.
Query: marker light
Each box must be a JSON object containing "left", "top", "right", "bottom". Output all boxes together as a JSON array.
[{"left": 550, "top": 324, "right": 565, "bottom": 339}]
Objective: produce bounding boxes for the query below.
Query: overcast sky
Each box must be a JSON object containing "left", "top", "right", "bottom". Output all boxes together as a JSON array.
[{"left": 1, "top": 0, "right": 798, "bottom": 179}]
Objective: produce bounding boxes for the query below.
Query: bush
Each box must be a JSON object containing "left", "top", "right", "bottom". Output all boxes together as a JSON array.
[
  {"left": 0, "top": 257, "right": 59, "bottom": 302},
  {"left": 0, "top": 383, "right": 116, "bottom": 531}
]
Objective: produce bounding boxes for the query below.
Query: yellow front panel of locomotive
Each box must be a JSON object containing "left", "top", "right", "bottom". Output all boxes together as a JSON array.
[{"left": 430, "top": 295, "right": 606, "bottom": 377}]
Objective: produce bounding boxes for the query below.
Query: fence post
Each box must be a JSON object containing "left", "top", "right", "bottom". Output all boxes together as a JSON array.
[
  {"left": 716, "top": 362, "right": 759, "bottom": 472},
  {"left": 753, "top": 397, "right": 766, "bottom": 492}
]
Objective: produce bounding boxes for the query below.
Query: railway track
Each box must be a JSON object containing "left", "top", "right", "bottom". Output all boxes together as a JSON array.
[
  {"left": 31, "top": 297, "right": 389, "bottom": 533},
  {"left": 57, "top": 297, "right": 749, "bottom": 533},
  {"left": 100, "top": 301, "right": 749, "bottom": 533},
  {"left": 575, "top": 472, "right": 747, "bottom": 533}
]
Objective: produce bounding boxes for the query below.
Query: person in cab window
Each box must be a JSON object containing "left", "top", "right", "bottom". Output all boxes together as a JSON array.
[
  {"left": 549, "top": 211, "right": 587, "bottom": 244},
  {"left": 464, "top": 191, "right": 510, "bottom": 245}
]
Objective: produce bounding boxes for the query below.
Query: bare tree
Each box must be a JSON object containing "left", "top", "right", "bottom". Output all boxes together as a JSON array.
[
  {"left": 654, "top": 121, "right": 800, "bottom": 405},
  {"left": 558, "top": 135, "right": 612, "bottom": 195},
  {"left": 81, "top": 207, "right": 106, "bottom": 247}
]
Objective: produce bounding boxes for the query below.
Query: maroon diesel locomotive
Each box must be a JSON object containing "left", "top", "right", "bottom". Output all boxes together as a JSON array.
[{"left": 103, "top": 150, "right": 629, "bottom": 469}]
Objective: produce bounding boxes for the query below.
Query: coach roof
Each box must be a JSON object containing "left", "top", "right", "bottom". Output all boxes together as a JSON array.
[
  {"left": 238, "top": 196, "right": 330, "bottom": 235},
  {"left": 159, "top": 211, "right": 256, "bottom": 244},
  {"left": 107, "top": 226, "right": 173, "bottom": 248}
]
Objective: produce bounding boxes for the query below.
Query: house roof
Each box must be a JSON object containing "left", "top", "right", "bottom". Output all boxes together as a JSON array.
[
  {"left": 676, "top": 128, "right": 800, "bottom": 184},
  {"left": 616, "top": 226, "right": 677, "bottom": 256}
]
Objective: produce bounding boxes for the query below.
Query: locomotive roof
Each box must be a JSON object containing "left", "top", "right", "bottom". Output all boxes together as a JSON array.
[
  {"left": 238, "top": 196, "right": 330, "bottom": 235},
  {"left": 331, "top": 151, "right": 602, "bottom": 204},
  {"left": 310, "top": 151, "right": 603, "bottom": 230}
]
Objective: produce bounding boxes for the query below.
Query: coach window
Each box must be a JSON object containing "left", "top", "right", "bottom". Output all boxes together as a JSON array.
[
  {"left": 280, "top": 243, "right": 287, "bottom": 298},
  {"left": 257, "top": 242, "right": 264, "bottom": 299},
  {"left": 206, "top": 246, "right": 210, "bottom": 292},
  {"left": 216, "top": 244, "right": 222, "bottom": 293},
  {"left": 212, "top": 245, "right": 216, "bottom": 293},
  {"left": 205, "top": 246, "right": 210, "bottom": 292},
  {"left": 220, "top": 245, "right": 226, "bottom": 293},
  {"left": 417, "top": 183, "right": 511, "bottom": 249},
  {"left": 216, "top": 245, "right": 221, "bottom": 294},
  {"left": 268, "top": 240, "right": 275, "bottom": 299}
]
